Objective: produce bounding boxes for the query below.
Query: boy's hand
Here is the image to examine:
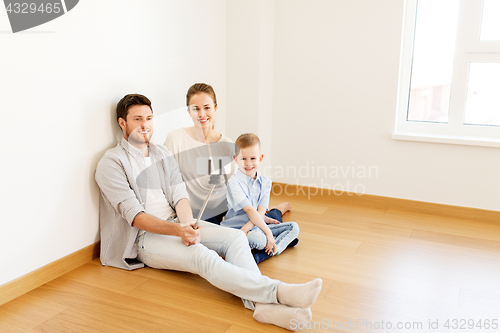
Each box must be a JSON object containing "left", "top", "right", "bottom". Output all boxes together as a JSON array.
[
  {"left": 240, "top": 221, "right": 254, "bottom": 234},
  {"left": 264, "top": 215, "right": 280, "bottom": 224},
  {"left": 265, "top": 234, "right": 276, "bottom": 255}
]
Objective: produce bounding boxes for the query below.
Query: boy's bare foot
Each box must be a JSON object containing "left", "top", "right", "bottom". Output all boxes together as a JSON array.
[{"left": 270, "top": 202, "right": 292, "bottom": 215}]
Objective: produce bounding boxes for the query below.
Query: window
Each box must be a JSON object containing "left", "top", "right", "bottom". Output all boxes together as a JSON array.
[{"left": 394, "top": 0, "right": 500, "bottom": 147}]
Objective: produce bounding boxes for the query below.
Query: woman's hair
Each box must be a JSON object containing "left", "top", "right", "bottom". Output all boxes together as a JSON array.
[
  {"left": 116, "top": 93, "right": 152, "bottom": 123},
  {"left": 186, "top": 83, "right": 217, "bottom": 107}
]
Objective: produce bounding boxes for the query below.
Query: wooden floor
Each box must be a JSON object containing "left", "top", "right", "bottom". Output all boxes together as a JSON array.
[{"left": 2, "top": 191, "right": 500, "bottom": 332}]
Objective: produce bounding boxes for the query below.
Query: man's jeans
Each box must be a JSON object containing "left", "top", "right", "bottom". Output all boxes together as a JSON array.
[{"left": 136, "top": 220, "right": 280, "bottom": 310}]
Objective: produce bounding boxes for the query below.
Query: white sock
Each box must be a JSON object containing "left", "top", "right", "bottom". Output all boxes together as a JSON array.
[
  {"left": 253, "top": 303, "right": 312, "bottom": 331},
  {"left": 277, "top": 278, "right": 322, "bottom": 308}
]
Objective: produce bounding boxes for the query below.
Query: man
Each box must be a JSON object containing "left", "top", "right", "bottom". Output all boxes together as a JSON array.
[{"left": 94, "top": 93, "right": 322, "bottom": 330}]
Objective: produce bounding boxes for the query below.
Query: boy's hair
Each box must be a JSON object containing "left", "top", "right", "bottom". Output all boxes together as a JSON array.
[
  {"left": 235, "top": 133, "right": 261, "bottom": 155},
  {"left": 116, "top": 94, "right": 152, "bottom": 123}
]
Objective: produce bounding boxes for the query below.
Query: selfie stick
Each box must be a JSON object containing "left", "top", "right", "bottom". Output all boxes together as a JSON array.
[{"left": 194, "top": 159, "right": 223, "bottom": 228}]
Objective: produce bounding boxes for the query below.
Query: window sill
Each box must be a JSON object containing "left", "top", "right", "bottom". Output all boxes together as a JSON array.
[{"left": 391, "top": 132, "right": 500, "bottom": 148}]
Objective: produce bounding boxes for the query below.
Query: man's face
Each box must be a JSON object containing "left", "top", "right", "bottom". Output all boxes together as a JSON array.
[
  {"left": 234, "top": 144, "right": 263, "bottom": 179},
  {"left": 119, "top": 105, "right": 154, "bottom": 145}
]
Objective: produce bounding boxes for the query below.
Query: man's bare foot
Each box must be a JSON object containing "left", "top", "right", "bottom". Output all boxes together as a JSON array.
[{"left": 270, "top": 202, "right": 292, "bottom": 215}]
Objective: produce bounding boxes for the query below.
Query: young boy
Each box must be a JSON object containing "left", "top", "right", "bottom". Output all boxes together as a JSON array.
[{"left": 221, "top": 133, "right": 299, "bottom": 263}]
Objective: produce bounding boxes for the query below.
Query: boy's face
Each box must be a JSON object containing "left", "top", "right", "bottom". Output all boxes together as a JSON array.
[{"left": 234, "top": 144, "right": 263, "bottom": 179}]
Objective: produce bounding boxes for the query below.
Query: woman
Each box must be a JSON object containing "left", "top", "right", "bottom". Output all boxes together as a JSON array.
[{"left": 165, "top": 83, "right": 291, "bottom": 224}]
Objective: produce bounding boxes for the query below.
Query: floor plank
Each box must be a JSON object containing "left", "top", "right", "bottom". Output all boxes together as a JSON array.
[
  {"left": 1, "top": 191, "right": 500, "bottom": 332},
  {"left": 0, "top": 294, "right": 66, "bottom": 330}
]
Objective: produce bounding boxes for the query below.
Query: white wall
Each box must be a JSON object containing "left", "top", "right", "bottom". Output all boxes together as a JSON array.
[
  {"left": 268, "top": 0, "right": 500, "bottom": 211},
  {"left": 3, "top": 0, "right": 498, "bottom": 289},
  {"left": 0, "top": 0, "right": 226, "bottom": 286},
  {"left": 226, "top": 0, "right": 275, "bottom": 173},
  {"left": 224, "top": 0, "right": 500, "bottom": 212}
]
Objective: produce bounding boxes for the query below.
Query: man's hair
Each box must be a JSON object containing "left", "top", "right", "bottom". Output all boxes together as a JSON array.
[
  {"left": 235, "top": 133, "right": 261, "bottom": 155},
  {"left": 116, "top": 94, "right": 152, "bottom": 123}
]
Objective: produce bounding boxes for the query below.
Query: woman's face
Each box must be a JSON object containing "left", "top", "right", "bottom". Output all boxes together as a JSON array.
[{"left": 187, "top": 93, "right": 217, "bottom": 129}]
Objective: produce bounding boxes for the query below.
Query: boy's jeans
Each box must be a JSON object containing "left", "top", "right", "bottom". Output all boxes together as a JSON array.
[{"left": 247, "top": 221, "right": 300, "bottom": 255}]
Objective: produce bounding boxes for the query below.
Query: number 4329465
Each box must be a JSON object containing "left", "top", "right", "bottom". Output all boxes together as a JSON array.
[
  {"left": 6, "top": 3, "right": 61, "bottom": 14},
  {"left": 444, "top": 319, "right": 498, "bottom": 330}
]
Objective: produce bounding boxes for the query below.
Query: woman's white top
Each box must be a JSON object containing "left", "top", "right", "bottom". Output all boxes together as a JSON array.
[{"left": 165, "top": 128, "right": 236, "bottom": 220}]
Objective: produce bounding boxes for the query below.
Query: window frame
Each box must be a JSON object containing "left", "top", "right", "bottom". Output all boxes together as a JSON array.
[{"left": 393, "top": 0, "right": 500, "bottom": 147}]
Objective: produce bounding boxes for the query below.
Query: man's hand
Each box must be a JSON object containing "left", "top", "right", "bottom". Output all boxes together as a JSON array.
[
  {"left": 175, "top": 198, "right": 195, "bottom": 226},
  {"left": 264, "top": 215, "right": 280, "bottom": 224},
  {"left": 132, "top": 211, "right": 200, "bottom": 246},
  {"left": 178, "top": 224, "right": 201, "bottom": 246},
  {"left": 265, "top": 234, "right": 276, "bottom": 255}
]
